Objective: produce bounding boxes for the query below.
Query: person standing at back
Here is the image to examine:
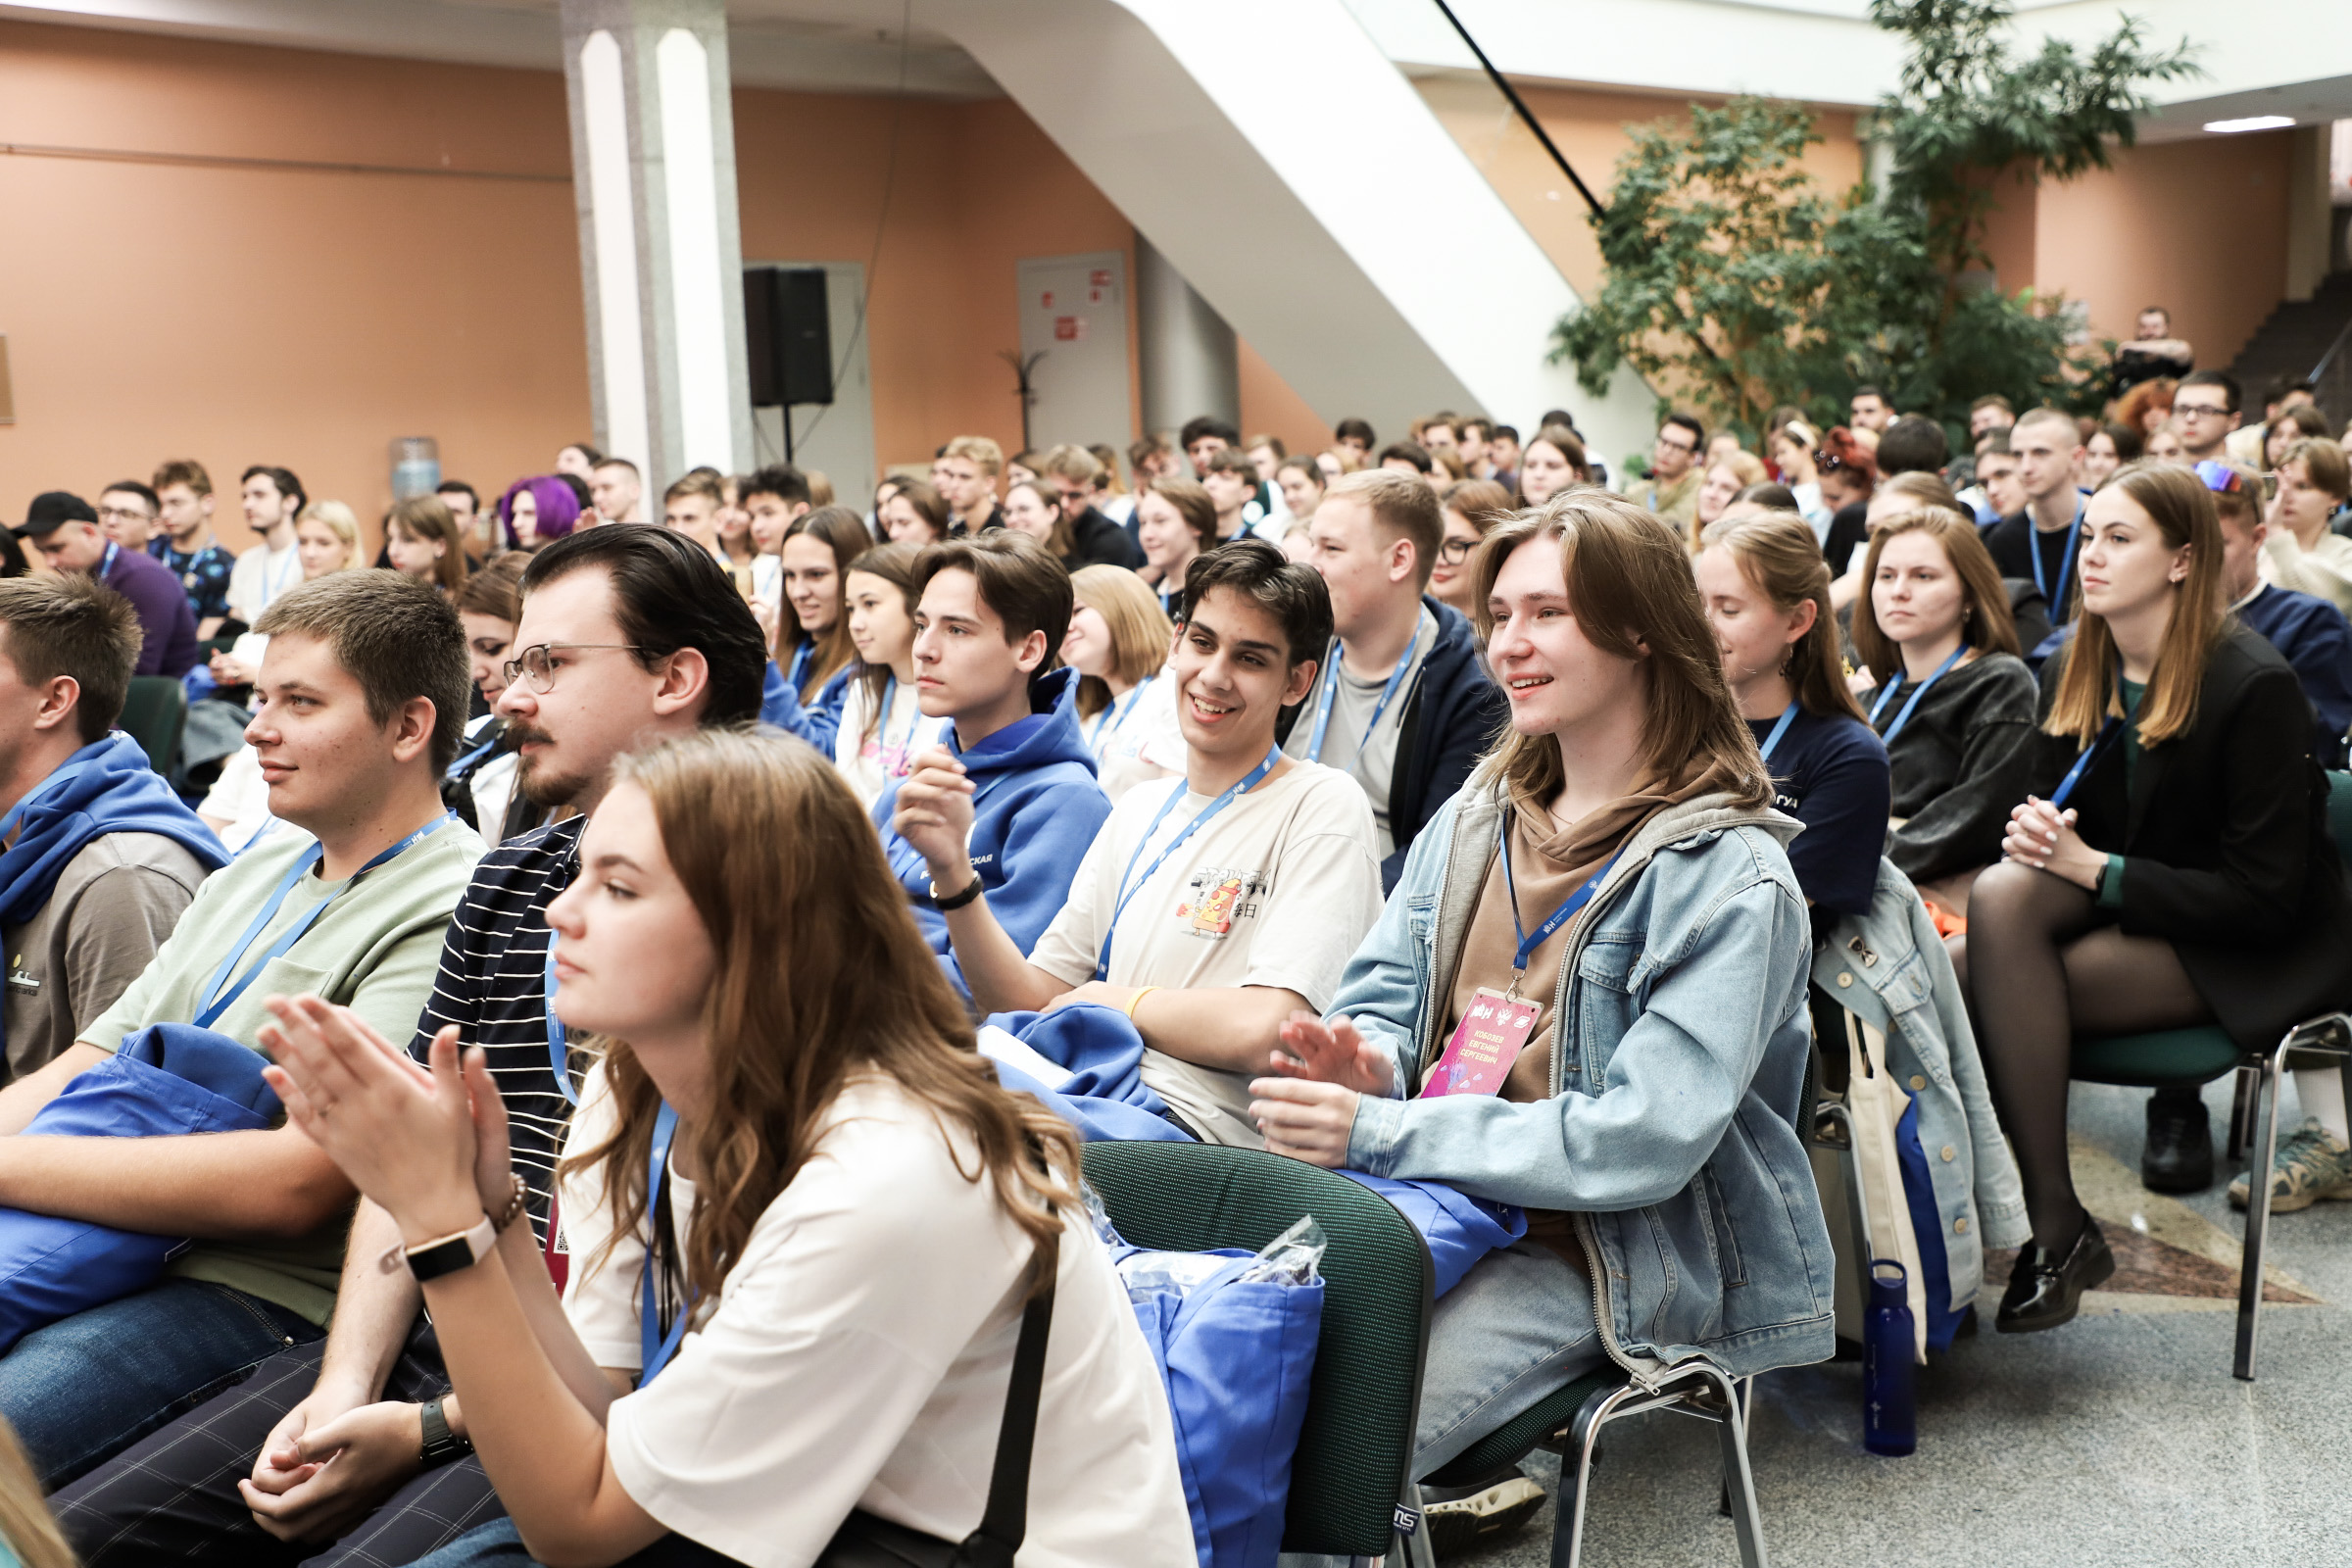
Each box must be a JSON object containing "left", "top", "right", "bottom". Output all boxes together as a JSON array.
[
  {"left": 0, "top": 576, "right": 224, "bottom": 1080},
  {"left": 227, "top": 467, "right": 307, "bottom": 629},
  {"left": 1290, "top": 470, "right": 1506, "bottom": 889},
  {"left": 16, "top": 494, "right": 199, "bottom": 679},
  {"left": 149, "top": 461, "right": 235, "bottom": 641}
]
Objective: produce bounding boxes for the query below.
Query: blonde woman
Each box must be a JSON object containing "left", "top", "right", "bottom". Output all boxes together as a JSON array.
[
  {"left": 1063, "top": 564, "right": 1185, "bottom": 802},
  {"left": 295, "top": 501, "right": 364, "bottom": 579}
]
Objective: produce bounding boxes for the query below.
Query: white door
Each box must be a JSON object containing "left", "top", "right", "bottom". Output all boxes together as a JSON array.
[
  {"left": 1016, "top": 252, "right": 1134, "bottom": 453},
  {"left": 748, "top": 260, "right": 877, "bottom": 514}
]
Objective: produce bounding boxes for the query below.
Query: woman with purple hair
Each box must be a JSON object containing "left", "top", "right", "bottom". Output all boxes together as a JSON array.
[{"left": 496, "top": 475, "right": 584, "bottom": 553}]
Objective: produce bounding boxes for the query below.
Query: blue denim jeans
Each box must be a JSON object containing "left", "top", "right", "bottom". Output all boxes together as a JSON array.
[{"left": 0, "top": 1277, "right": 321, "bottom": 1490}]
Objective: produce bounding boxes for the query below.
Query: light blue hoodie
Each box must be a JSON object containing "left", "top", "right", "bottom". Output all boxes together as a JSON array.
[{"left": 874, "top": 666, "right": 1110, "bottom": 998}]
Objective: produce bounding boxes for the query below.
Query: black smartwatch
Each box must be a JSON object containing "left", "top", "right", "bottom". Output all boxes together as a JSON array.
[{"left": 419, "top": 1397, "right": 473, "bottom": 1466}]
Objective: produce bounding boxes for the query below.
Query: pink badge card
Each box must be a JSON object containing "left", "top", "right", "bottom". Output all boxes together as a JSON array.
[{"left": 1422, "top": 988, "right": 1540, "bottom": 1098}]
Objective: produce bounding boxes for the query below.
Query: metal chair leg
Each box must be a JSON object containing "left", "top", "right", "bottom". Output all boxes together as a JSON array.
[
  {"left": 1706, "top": 1369, "right": 1770, "bottom": 1568},
  {"left": 2233, "top": 1037, "right": 2293, "bottom": 1381},
  {"left": 2228, "top": 1065, "right": 2258, "bottom": 1161},
  {"left": 1550, "top": 1383, "right": 1638, "bottom": 1568}
]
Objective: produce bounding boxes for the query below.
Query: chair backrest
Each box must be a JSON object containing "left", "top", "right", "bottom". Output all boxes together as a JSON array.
[
  {"left": 117, "top": 677, "right": 186, "bottom": 773},
  {"left": 1082, "top": 1141, "right": 1433, "bottom": 1558},
  {"left": 2326, "top": 772, "right": 2352, "bottom": 875}
]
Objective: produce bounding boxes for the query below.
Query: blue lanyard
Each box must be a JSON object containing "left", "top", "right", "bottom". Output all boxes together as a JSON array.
[
  {"left": 194, "top": 813, "right": 457, "bottom": 1030},
  {"left": 541, "top": 936, "right": 577, "bottom": 1105},
  {"left": 1090, "top": 676, "right": 1152, "bottom": 749},
  {"left": 446, "top": 732, "right": 501, "bottom": 781},
  {"left": 639, "top": 1102, "right": 693, "bottom": 1384},
  {"left": 98, "top": 542, "right": 119, "bottom": 582},
  {"left": 1095, "top": 745, "right": 1280, "bottom": 980},
  {"left": 1758, "top": 703, "right": 1799, "bottom": 763},
  {"left": 1868, "top": 646, "right": 1968, "bottom": 746},
  {"left": 2031, "top": 505, "right": 2085, "bottom": 611},
  {"left": 2049, "top": 715, "right": 2125, "bottom": 809},
  {"left": 0, "top": 755, "right": 103, "bottom": 842},
  {"left": 1497, "top": 819, "right": 1623, "bottom": 981},
  {"left": 1302, "top": 632, "right": 1418, "bottom": 766}
]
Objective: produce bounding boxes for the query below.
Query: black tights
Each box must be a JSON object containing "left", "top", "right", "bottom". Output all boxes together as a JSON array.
[{"left": 1948, "top": 861, "right": 2212, "bottom": 1250}]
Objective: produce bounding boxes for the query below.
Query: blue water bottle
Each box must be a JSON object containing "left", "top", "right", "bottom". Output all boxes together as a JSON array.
[{"left": 1863, "top": 1258, "right": 1916, "bottom": 1456}]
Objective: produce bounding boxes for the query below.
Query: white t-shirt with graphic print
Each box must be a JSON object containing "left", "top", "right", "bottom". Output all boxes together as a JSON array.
[{"left": 1027, "top": 760, "right": 1383, "bottom": 1145}]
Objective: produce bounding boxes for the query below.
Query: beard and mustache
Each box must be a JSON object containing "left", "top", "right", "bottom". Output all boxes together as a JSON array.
[{"left": 507, "top": 723, "right": 590, "bottom": 808}]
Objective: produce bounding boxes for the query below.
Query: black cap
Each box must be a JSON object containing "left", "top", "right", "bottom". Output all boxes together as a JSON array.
[{"left": 14, "top": 492, "right": 99, "bottom": 539}]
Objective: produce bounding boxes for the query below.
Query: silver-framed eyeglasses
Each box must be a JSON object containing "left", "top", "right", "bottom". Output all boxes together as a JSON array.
[{"left": 501, "top": 642, "right": 645, "bottom": 693}]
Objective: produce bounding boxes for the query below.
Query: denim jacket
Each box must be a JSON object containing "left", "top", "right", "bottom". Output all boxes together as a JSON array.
[
  {"left": 1814, "top": 861, "right": 2031, "bottom": 1301},
  {"left": 1333, "top": 782, "right": 1838, "bottom": 1383}
]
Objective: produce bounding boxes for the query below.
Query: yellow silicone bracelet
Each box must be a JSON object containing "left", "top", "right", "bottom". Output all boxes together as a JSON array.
[{"left": 1123, "top": 986, "right": 1160, "bottom": 1020}]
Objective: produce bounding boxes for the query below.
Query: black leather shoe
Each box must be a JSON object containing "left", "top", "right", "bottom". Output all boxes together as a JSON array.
[
  {"left": 2143, "top": 1092, "right": 2215, "bottom": 1194},
  {"left": 1995, "top": 1216, "right": 2115, "bottom": 1334}
]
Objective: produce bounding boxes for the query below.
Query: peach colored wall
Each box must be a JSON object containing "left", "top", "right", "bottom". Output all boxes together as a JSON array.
[
  {"left": 2030, "top": 131, "right": 2295, "bottom": 372},
  {"left": 0, "top": 22, "right": 586, "bottom": 553},
  {"left": 1237, "top": 340, "right": 1335, "bottom": 457},
  {"left": 1416, "top": 76, "right": 1864, "bottom": 303}
]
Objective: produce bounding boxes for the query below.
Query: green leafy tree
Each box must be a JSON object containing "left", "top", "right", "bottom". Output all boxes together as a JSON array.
[{"left": 1553, "top": 0, "right": 2199, "bottom": 440}]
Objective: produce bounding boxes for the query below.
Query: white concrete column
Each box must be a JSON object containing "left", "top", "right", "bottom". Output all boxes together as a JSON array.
[
  {"left": 1135, "top": 232, "right": 1240, "bottom": 437},
  {"left": 560, "top": 0, "right": 754, "bottom": 485}
]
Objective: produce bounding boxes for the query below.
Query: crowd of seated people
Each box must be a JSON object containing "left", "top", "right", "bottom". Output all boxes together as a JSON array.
[{"left": 0, "top": 368, "right": 2346, "bottom": 1564}]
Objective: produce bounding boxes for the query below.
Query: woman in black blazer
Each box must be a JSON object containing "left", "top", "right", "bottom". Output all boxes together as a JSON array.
[{"left": 1955, "top": 461, "right": 2352, "bottom": 1334}]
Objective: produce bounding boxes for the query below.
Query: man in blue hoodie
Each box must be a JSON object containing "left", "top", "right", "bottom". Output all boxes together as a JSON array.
[
  {"left": 1287, "top": 468, "right": 1508, "bottom": 890},
  {"left": 880, "top": 532, "right": 1109, "bottom": 996},
  {"left": 0, "top": 575, "right": 225, "bottom": 1079}
]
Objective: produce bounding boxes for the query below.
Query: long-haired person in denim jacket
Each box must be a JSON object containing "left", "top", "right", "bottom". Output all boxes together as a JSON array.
[{"left": 1253, "top": 492, "right": 1836, "bottom": 1527}]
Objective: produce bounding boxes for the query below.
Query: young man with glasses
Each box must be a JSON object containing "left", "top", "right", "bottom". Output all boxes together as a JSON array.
[
  {"left": 150, "top": 460, "right": 236, "bottom": 641},
  {"left": 2170, "top": 370, "right": 2241, "bottom": 465},
  {"left": 52, "top": 527, "right": 769, "bottom": 1566},
  {"left": 1287, "top": 470, "right": 1505, "bottom": 890},
  {"left": 1632, "top": 413, "right": 1706, "bottom": 526},
  {"left": 1040, "top": 444, "right": 1144, "bottom": 569},
  {"left": 94, "top": 482, "right": 160, "bottom": 554},
  {"left": 0, "top": 571, "right": 485, "bottom": 1492}
]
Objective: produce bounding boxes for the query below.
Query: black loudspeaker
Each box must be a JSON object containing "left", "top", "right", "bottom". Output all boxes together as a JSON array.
[{"left": 743, "top": 267, "right": 833, "bottom": 408}]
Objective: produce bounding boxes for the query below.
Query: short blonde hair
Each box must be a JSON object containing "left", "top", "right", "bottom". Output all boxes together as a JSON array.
[
  {"left": 297, "top": 500, "right": 364, "bottom": 573},
  {"left": 944, "top": 436, "right": 1004, "bottom": 476},
  {"left": 1070, "top": 564, "right": 1175, "bottom": 717}
]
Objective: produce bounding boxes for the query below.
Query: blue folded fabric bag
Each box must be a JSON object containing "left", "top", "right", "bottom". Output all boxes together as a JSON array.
[
  {"left": 0, "top": 1024, "right": 279, "bottom": 1352},
  {"left": 1122, "top": 1250, "right": 1324, "bottom": 1568}
]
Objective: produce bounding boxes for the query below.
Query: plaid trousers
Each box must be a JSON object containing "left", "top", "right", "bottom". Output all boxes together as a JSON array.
[{"left": 52, "top": 1321, "right": 507, "bottom": 1568}]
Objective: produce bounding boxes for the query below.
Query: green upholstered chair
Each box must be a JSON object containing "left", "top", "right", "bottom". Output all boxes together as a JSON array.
[
  {"left": 1080, "top": 1141, "right": 1439, "bottom": 1565},
  {"left": 2067, "top": 770, "right": 2352, "bottom": 1380},
  {"left": 116, "top": 675, "right": 186, "bottom": 774}
]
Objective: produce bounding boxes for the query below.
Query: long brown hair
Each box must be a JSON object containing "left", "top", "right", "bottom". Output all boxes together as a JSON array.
[
  {"left": 389, "top": 495, "right": 469, "bottom": 596},
  {"left": 1849, "top": 508, "right": 2020, "bottom": 686},
  {"left": 1471, "top": 490, "right": 1771, "bottom": 809},
  {"left": 779, "top": 506, "right": 870, "bottom": 700},
  {"left": 560, "top": 731, "right": 1081, "bottom": 1301},
  {"left": 1070, "top": 564, "right": 1174, "bottom": 719},
  {"left": 845, "top": 543, "right": 920, "bottom": 749},
  {"left": 2044, "top": 461, "right": 2223, "bottom": 750},
  {"left": 1699, "top": 511, "right": 1868, "bottom": 722}
]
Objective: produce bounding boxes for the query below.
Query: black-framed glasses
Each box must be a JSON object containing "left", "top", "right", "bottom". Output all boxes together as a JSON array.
[
  {"left": 1439, "top": 537, "right": 1479, "bottom": 564},
  {"left": 2174, "top": 402, "right": 2232, "bottom": 419},
  {"left": 500, "top": 642, "right": 645, "bottom": 693},
  {"left": 95, "top": 506, "right": 155, "bottom": 524}
]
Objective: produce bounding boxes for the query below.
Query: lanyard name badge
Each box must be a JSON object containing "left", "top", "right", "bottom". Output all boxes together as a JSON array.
[
  {"left": 194, "top": 813, "right": 457, "bottom": 1031},
  {"left": 639, "top": 1101, "right": 694, "bottom": 1384},
  {"left": 1422, "top": 825, "right": 1622, "bottom": 1100},
  {"left": 1091, "top": 674, "right": 1152, "bottom": 752},
  {"left": 2049, "top": 715, "right": 2125, "bottom": 810},
  {"left": 1758, "top": 703, "right": 1799, "bottom": 763},
  {"left": 2033, "top": 504, "right": 2085, "bottom": 612},
  {"left": 1095, "top": 744, "right": 1280, "bottom": 980},
  {"left": 1868, "top": 645, "right": 1967, "bottom": 746},
  {"left": 1302, "top": 631, "right": 1418, "bottom": 769}
]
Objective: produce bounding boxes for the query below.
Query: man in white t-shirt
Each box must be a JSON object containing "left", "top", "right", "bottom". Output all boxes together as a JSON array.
[
  {"left": 224, "top": 465, "right": 305, "bottom": 628},
  {"left": 897, "top": 540, "right": 1384, "bottom": 1146}
]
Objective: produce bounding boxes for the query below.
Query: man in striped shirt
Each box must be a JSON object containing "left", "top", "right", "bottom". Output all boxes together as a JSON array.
[{"left": 54, "top": 527, "right": 769, "bottom": 1565}]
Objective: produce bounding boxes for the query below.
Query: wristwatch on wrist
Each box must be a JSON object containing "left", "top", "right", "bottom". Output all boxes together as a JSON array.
[
  {"left": 402, "top": 1215, "right": 498, "bottom": 1284},
  {"left": 931, "top": 869, "right": 987, "bottom": 911},
  {"left": 418, "top": 1396, "right": 473, "bottom": 1466}
]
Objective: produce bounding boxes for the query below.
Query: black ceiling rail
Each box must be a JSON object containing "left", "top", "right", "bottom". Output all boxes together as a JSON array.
[{"left": 1427, "top": 0, "right": 1606, "bottom": 218}]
